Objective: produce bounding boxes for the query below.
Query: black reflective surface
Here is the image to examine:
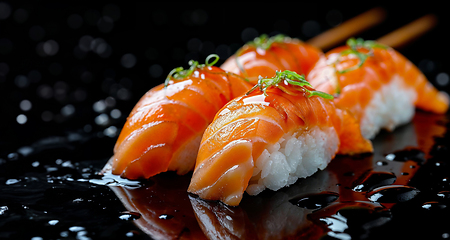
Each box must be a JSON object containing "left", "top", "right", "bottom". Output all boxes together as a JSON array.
[{"left": 1, "top": 3, "right": 450, "bottom": 240}]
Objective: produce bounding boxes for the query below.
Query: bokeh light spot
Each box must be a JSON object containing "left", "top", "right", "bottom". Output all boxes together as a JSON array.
[
  {"left": 241, "top": 27, "right": 258, "bottom": 43},
  {"left": 0, "top": 2, "right": 11, "bottom": 20},
  {"left": 14, "top": 75, "right": 29, "bottom": 88},
  {"left": 436, "top": 72, "right": 450, "bottom": 86},
  {"left": 149, "top": 64, "right": 163, "bottom": 78},
  {"left": 326, "top": 9, "right": 343, "bottom": 27},
  {"left": 20, "top": 99, "right": 32, "bottom": 111},
  {"left": 302, "top": 20, "right": 321, "bottom": 38},
  {"left": 16, "top": 114, "right": 27, "bottom": 124},
  {"left": 121, "top": 53, "right": 137, "bottom": 68}
]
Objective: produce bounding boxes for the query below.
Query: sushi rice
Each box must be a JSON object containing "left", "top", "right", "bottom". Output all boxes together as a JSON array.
[
  {"left": 359, "top": 75, "right": 417, "bottom": 139},
  {"left": 247, "top": 126, "right": 339, "bottom": 195}
]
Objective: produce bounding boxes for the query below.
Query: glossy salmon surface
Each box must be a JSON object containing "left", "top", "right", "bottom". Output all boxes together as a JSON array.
[
  {"left": 188, "top": 71, "right": 372, "bottom": 206},
  {"left": 307, "top": 38, "right": 449, "bottom": 138},
  {"left": 221, "top": 34, "right": 323, "bottom": 84},
  {"left": 111, "top": 58, "right": 252, "bottom": 180}
]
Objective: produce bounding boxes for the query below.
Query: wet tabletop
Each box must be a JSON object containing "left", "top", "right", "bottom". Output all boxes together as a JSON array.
[{"left": 1, "top": 3, "right": 450, "bottom": 240}]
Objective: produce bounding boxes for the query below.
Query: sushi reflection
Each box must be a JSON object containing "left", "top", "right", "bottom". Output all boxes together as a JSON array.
[
  {"left": 107, "top": 173, "right": 207, "bottom": 240},
  {"left": 189, "top": 169, "right": 336, "bottom": 240}
]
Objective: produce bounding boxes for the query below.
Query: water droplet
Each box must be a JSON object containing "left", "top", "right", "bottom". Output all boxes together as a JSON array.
[
  {"left": 17, "top": 146, "right": 33, "bottom": 157},
  {"left": 437, "top": 191, "right": 450, "bottom": 200},
  {"left": 367, "top": 185, "right": 420, "bottom": 203},
  {"left": 69, "top": 226, "right": 85, "bottom": 232},
  {"left": 385, "top": 153, "right": 395, "bottom": 161},
  {"left": 6, "top": 179, "right": 20, "bottom": 185},
  {"left": 159, "top": 214, "right": 174, "bottom": 220},
  {"left": 290, "top": 191, "right": 339, "bottom": 210},
  {"left": 422, "top": 201, "right": 446, "bottom": 210},
  {"left": 435, "top": 161, "right": 446, "bottom": 167},
  {"left": 0, "top": 206, "right": 9, "bottom": 215},
  {"left": 125, "top": 230, "right": 139, "bottom": 237},
  {"left": 7, "top": 152, "right": 19, "bottom": 161},
  {"left": 48, "top": 220, "right": 59, "bottom": 225},
  {"left": 119, "top": 211, "right": 141, "bottom": 221},
  {"left": 385, "top": 148, "right": 425, "bottom": 164},
  {"left": 376, "top": 161, "right": 388, "bottom": 166},
  {"left": 352, "top": 171, "right": 396, "bottom": 192}
]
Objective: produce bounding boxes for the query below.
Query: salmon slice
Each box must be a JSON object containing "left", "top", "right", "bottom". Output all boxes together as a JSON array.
[
  {"left": 109, "top": 55, "right": 253, "bottom": 179},
  {"left": 221, "top": 34, "right": 323, "bottom": 84},
  {"left": 188, "top": 70, "right": 372, "bottom": 206},
  {"left": 307, "top": 38, "right": 449, "bottom": 139}
]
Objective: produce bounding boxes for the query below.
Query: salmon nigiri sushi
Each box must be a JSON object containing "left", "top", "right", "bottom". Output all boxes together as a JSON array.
[
  {"left": 307, "top": 38, "right": 449, "bottom": 139},
  {"left": 221, "top": 34, "right": 322, "bottom": 84},
  {"left": 188, "top": 70, "right": 373, "bottom": 206},
  {"left": 108, "top": 55, "right": 252, "bottom": 179}
]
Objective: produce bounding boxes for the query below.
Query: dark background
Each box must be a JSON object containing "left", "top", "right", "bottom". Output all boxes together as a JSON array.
[
  {"left": 1, "top": 2, "right": 450, "bottom": 239},
  {"left": 1, "top": 3, "right": 449, "bottom": 153}
]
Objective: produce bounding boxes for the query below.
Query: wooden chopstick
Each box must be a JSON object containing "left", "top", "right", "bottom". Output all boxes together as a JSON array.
[
  {"left": 306, "top": 7, "right": 387, "bottom": 50},
  {"left": 376, "top": 14, "right": 438, "bottom": 49}
]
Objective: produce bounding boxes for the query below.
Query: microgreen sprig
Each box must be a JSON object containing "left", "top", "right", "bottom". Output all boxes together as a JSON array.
[
  {"left": 336, "top": 38, "right": 387, "bottom": 74},
  {"left": 248, "top": 34, "right": 287, "bottom": 50},
  {"left": 246, "top": 70, "right": 333, "bottom": 99},
  {"left": 164, "top": 54, "right": 220, "bottom": 87},
  {"left": 235, "top": 34, "right": 288, "bottom": 78}
]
